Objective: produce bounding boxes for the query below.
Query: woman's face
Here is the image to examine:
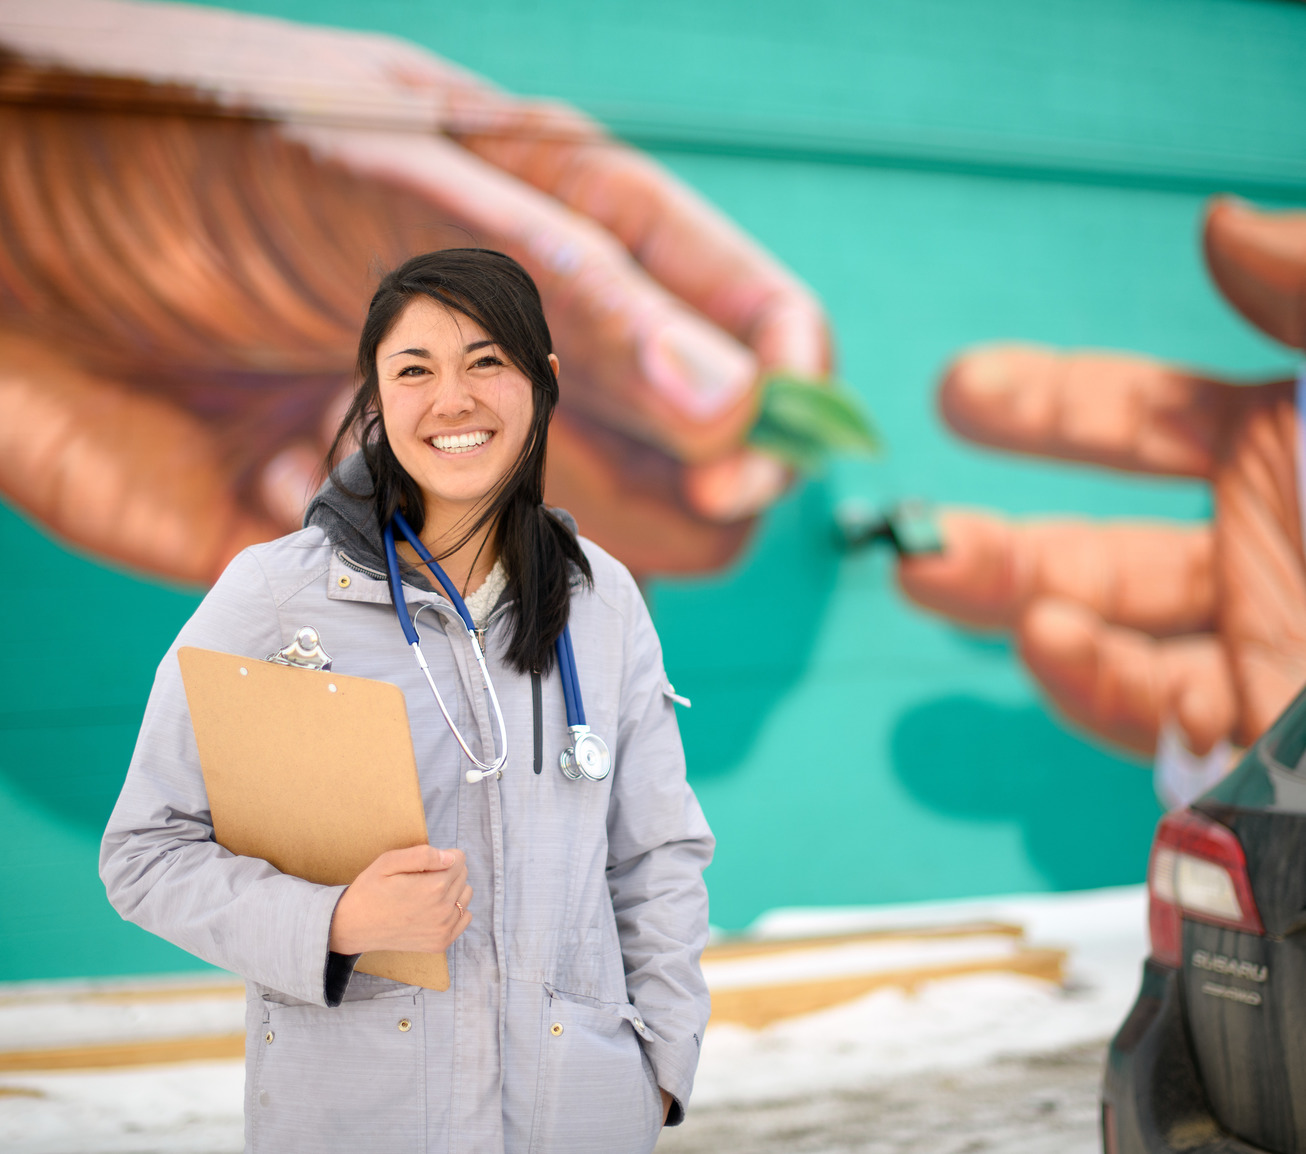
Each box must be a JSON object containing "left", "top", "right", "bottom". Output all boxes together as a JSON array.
[{"left": 377, "top": 296, "right": 552, "bottom": 526}]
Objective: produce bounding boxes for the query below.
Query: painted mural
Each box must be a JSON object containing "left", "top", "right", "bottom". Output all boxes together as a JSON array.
[
  {"left": 900, "top": 200, "right": 1306, "bottom": 764},
  {"left": 0, "top": 0, "right": 827, "bottom": 583},
  {"left": 2, "top": 0, "right": 1305, "bottom": 981}
]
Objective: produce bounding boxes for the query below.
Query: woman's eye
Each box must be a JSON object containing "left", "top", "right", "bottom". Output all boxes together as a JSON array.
[
  {"left": 472, "top": 355, "right": 504, "bottom": 369},
  {"left": 397, "top": 365, "right": 427, "bottom": 377}
]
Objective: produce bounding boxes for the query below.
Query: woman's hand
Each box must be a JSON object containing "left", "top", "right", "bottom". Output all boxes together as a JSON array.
[{"left": 328, "top": 845, "right": 471, "bottom": 955}]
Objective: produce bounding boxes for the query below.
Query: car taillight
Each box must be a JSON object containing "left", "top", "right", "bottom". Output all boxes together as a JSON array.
[
  {"left": 1147, "top": 809, "right": 1263, "bottom": 968},
  {"left": 1102, "top": 1103, "right": 1119, "bottom": 1154}
]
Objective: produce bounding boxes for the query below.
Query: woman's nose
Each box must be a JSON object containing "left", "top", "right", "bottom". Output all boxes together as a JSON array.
[{"left": 428, "top": 374, "right": 475, "bottom": 419}]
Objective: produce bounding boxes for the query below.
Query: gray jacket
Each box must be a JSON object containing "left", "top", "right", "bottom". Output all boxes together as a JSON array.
[{"left": 100, "top": 462, "right": 714, "bottom": 1153}]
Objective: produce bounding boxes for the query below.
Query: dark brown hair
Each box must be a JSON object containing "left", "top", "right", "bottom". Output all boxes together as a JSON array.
[{"left": 326, "top": 249, "right": 591, "bottom": 675}]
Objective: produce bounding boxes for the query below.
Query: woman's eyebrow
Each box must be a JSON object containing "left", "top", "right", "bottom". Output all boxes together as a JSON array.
[{"left": 384, "top": 340, "right": 495, "bottom": 359}]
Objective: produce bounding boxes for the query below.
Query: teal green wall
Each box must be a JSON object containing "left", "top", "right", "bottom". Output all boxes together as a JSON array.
[{"left": 3, "top": 0, "right": 1303, "bottom": 979}]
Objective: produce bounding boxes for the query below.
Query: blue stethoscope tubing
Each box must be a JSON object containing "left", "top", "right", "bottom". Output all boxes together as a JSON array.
[{"left": 383, "top": 511, "right": 609, "bottom": 782}]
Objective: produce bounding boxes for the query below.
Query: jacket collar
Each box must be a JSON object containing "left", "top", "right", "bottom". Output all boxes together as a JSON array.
[
  {"left": 304, "top": 451, "right": 434, "bottom": 587},
  {"left": 305, "top": 449, "right": 581, "bottom": 611}
]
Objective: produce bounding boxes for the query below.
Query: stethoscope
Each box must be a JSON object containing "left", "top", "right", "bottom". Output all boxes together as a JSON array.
[{"left": 383, "top": 511, "right": 612, "bottom": 784}]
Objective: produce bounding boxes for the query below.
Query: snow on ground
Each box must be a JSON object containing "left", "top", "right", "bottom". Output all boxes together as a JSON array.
[
  {"left": 0, "top": 1062, "right": 245, "bottom": 1154},
  {"left": 692, "top": 885, "right": 1146, "bottom": 1107},
  {"left": 658, "top": 1044, "right": 1109, "bottom": 1154},
  {"left": 0, "top": 979, "right": 244, "bottom": 1053},
  {"left": 0, "top": 886, "right": 1147, "bottom": 1153}
]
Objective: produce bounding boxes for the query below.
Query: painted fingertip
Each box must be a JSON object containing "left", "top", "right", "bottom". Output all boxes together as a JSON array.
[
  {"left": 683, "top": 451, "right": 789, "bottom": 521},
  {"left": 945, "top": 349, "right": 1019, "bottom": 404},
  {"left": 261, "top": 444, "right": 322, "bottom": 527},
  {"left": 752, "top": 296, "right": 832, "bottom": 379},
  {"left": 320, "top": 386, "right": 357, "bottom": 450}
]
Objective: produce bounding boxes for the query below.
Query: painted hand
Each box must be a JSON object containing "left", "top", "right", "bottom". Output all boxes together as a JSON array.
[
  {"left": 898, "top": 199, "right": 1306, "bottom": 757},
  {"left": 0, "top": 0, "right": 829, "bottom": 583}
]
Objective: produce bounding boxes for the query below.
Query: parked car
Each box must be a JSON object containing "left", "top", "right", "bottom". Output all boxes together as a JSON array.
[{"left": 1102, "top": 688, "right": 1306, "bottom": 1153}]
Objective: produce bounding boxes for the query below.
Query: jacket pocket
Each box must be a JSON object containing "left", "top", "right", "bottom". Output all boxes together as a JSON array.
[
  {"left": 249, "top": 993, "right": 425, "bottom": 1154},
  {"left": 531, "top": 989, "right": 662, "bottom": 1154}
]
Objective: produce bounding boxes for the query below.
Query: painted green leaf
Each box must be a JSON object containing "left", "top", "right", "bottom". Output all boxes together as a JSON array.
[{"left": 748, "top": 375, "right": 881, "bottom": 471}]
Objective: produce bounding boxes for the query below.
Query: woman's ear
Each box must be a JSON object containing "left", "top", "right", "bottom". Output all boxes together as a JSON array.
[{"left": 548, "top": 353, "right": 560, "bottom": 380}]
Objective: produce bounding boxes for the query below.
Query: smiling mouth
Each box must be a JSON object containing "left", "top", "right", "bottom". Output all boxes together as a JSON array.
[{"left": 429, "top": 430, "right": 493, "bottom": 454}]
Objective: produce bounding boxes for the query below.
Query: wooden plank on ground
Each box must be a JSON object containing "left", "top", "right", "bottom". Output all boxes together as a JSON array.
[
  {"left": 708, "top": 946, "right": 1067, "bottom": 1030},
  {"left": 0, "top": 1033, "right": 244, "bottom": 1072},
  {"left": 702, "top": 921, "right": 1024, "bottom": 961}
]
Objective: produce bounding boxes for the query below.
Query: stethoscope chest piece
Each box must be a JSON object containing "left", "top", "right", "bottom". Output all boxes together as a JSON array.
[{"left": 561, "top": 726, "right": 611, "bottom": 782}]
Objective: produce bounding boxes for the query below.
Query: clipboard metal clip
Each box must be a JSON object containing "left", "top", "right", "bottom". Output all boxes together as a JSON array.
[{"left": 266, "top": 626, "right": 333, "bottom": 672}]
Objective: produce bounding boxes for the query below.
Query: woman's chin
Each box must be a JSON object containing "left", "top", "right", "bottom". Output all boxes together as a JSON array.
[{"left": 418, "top": 477, "right": 503, "bottom": 515}]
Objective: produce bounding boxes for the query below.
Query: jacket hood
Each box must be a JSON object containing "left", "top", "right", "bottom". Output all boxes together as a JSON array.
[{"left": 303, "top": 450, "right": 400, "bottom": 580}]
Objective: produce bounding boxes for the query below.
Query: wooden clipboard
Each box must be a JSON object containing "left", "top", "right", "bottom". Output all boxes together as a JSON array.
[{"left": 177, "top": 646, "right": 449, "bottom": 991}]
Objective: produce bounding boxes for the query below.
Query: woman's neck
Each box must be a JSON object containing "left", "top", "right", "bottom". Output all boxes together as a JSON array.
[{"left": 398, "top": 509, "right": 498, "bottom": 600}]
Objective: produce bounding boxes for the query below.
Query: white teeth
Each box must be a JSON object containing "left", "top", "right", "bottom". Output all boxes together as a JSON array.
[{"left": 430, "top": 430, "right": 491, "bottom": 453}]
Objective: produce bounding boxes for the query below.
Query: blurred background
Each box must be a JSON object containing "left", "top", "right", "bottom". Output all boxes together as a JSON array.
[{"left": 1, "top": 1, "right": 1304, "bottom": 1147}]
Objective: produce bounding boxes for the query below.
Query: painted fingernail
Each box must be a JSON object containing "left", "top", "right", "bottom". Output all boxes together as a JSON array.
[
  {"left": 955, "top": 353, "right": 1013, "bottom": 401},
  {"left": 261, "top": 445, "right": 322, "bottom": 527},
  {"left": 640, "top": 315, "right": 756, "bottom": 420}
]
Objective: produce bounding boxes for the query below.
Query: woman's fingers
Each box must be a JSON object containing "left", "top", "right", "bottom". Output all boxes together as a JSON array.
[
  {"left": 1204, "top": 198, "right": 1306, "bottom": 349},
  {"left": 376, "top": 845, "right": 463, "bottom": 876},
  {"left": 0, "top": 330, "right": 281, "bottom": 585},
  {"left": 1016, "top": 598, "right": 1236, "bottom": 757},
  {"left": 681, "top": 450, "right": 792, "bottom": 524},
  {"left": 332, "top": 846, "right": 470, "bottom": 954},
  {"left": 295, "top": 126, "right": 759, "bottom": 466},
  {"left": 897, "top": 509, "right": 1215, "bottom": 637},
  {"left": 939, "top": 345, "right": 1241, "bottom": 478}
]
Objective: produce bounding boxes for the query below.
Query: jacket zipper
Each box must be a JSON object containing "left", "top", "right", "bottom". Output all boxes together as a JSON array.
[{"left": 337, "top": 550, "right": 387, "bottom": 580}]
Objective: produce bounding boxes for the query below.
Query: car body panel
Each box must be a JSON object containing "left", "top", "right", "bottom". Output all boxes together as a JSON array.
[
  {"left": 1181, "top": 920, "right": 1302, "bottom": 1152},
  {"left": 1104, "top": 684, "right": 1306, "bottom": 1154},
  {"left": 1104, "top": 959, "right": 1258, "bottom": 1153}
]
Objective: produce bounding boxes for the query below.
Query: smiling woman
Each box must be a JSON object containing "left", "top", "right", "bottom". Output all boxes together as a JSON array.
[
  {"left": 327, "top": 249, "right": 590, "bottom": 676},
  {"left": 99, "top": 247, "right": 711, "bottom": 1152}
]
